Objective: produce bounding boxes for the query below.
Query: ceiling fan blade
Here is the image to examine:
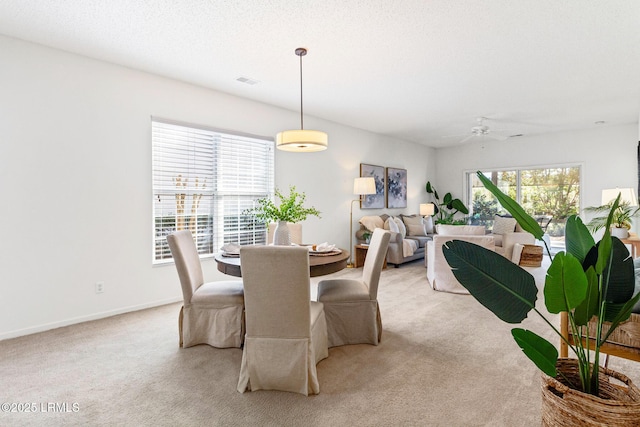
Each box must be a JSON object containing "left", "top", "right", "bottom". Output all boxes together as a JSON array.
[
  {"left": 487, "top": 132, "right": 509, "bottom": 141},
  {"left": 458, "top": 134, "right": 476, "bottom": 144}
]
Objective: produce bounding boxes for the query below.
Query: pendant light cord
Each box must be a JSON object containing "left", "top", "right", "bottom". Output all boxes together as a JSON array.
[{"left": 299, "top": 51, "right": 304, "bottom": 130}]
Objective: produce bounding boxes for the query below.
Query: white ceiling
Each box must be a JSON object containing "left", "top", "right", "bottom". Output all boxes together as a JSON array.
[{"left": 1, "top": 0, "right": 639, "bottom": 147}]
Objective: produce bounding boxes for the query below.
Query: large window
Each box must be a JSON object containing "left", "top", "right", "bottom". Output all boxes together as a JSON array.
[
  {"left": 152, "top": 118, "right": 274, "bottom": 263},
  {"left": 468, "top": 166, "right": 581, "bottom": 250}
]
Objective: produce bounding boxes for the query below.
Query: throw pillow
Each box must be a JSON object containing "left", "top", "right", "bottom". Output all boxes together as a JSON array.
[
  {"left": 385, "top": 217, "right": 400, "bottom": 234},
  {"left": 401, "top": 214, "right": 427, "bottom": 236},
  {"left": 423, "top": 216, "right": 434, "bottom": 234},
  {"left": 359, "top": 215, "right": 384, "bottom": 232},
  {"left": 393, "top": 216, "right": 407, "bottom": 238},
  {"left": 493, "top": 215, "right": 517, "bottom": 235}
]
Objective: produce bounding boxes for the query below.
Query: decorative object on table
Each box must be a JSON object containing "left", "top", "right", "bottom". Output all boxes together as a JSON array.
[
  {"left": 585, "top": 187, "right": 639, "bottom": 239},
  {"left": 220, "top": 243, "right": 241, "bottom": 257},
  {"left": 386, "top": 167, "right": 407, "bottom": 208},
  {"left": 348, "top": 177, "right": 376, "bottom": 267},
  {"left": 360, "top": 163, "right": 385, "bottom": 209},
  {"left": 425, "top": 181, "right": 469, "bottom": 224},
  {"left": 244, "top": 186, "right": 321, "bottom": 246},
  {"left": 362, "top": 231, "right": 372, "bottom": 244},
  {"left": 275, "top": 47, "right": 328, "bottom": 152},
  {"left": 267, "top": 222, "right": 302, "bottom": 245},
  {"left": 308, "top": 242, "right": 340, "bottom": 256},
  {"left": 442, "top": 171, "right": 640, "bottom": 424}
]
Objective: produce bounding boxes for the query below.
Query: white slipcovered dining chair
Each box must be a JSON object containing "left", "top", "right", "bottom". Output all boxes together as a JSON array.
[
  {"left": 317, "top": 228, "right": 391, "bottom": 347},
  {"left": 237, "top": 245, "right": 329, "bottom": 395},
  {"left": 166, "top": 230, "right": 244, "bottom": 348}
]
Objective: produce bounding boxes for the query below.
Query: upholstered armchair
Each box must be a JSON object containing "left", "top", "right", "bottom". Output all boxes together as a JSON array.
[
  {"left": 426, "top": 225, "right": 495, "bottom": 294},
  {"left": 488, "top": 215, "right": 535, "bottom": 260}
]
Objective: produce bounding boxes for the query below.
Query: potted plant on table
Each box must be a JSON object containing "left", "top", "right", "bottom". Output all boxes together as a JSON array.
[
  {"left": 425, "top": 181, "right": 469, "bottom": 225},
  {"left": 585, "top": 200, "right": 640, "bottom": 239},
  {"left": 442, "top": 171, "right": 640, "bottom": 425},
  {"left": 244, "top": 186, "right": 320, "bottom": 245}
]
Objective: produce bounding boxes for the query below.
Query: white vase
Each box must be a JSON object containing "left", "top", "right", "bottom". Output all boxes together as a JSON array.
[
  {"left": 611, "top": 227, "right": 629, "bottom": 239},
  {"left": 273, "top": 221, "right": 291, "bottom": 245}
]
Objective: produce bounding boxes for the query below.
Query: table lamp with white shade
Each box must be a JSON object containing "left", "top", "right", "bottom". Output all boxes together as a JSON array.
[
  {"left": 420, "top": 203, "right": 435, "bottom": 217},
  {"left": 601, "top": 188, "right": 638, "bottom": 206},
  {"left": 348, "top": 177, "right": 376, "bottom": 267}
]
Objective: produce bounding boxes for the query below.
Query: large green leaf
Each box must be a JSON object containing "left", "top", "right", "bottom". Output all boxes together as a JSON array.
[
  {"left": 443, "top": 192, "right": 452, "bottom": 204},
  {"left": 578, "top": 238, "right": 634, "bottom": 322},
  {"left": 595, "top": 195, "right": 619, "bottom": 275},
  {"left": 603, "top": 237, "right": 635, "bottom": 305},
  {"left": 443, "top": 240, "right": 538, "bottom": 323},
  {"left": 426, "top": 182, "right": 434, "bottom": 194},
  {"left": 476, "top": 171, "right": 544, "bottom": 240},
  {"left": 450, "top": 199, "right": 469, "bottom": 214},
  {"left": 544, "top": 252, "right": 588, "bottom": 314},
  {"left": 574, "top": 266, "right": 599, "bottom": 326},
  {"left": 564, "top": 216, "right": 595, "bottom": 264},
  {"left": 511, "top": 328, "right": 558, "bottom": 378}
]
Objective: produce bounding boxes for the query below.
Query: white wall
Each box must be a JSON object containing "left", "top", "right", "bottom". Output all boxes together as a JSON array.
[
  {"left": 434, "top": 124, "right": 639, "bottom": 226},
  {"left": 0, "top": 36, "right": 435, "bottom": 339}
]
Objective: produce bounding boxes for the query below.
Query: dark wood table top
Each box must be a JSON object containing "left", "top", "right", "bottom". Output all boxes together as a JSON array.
[{"left": 214, "top": 248, "right": 350, "bottom": 277}]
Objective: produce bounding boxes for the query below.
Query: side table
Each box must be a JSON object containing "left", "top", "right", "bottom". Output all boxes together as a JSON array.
[
  {"left": 354, "top": 244, "right": 387, "bottom": 269},
  {"left": 620, "top": 237, "right": 640, "bottom": 259}
]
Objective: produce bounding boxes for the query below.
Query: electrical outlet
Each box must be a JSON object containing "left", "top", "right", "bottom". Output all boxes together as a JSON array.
[{"left": 95, "top": 281, "right": 104, "bottom": 294}]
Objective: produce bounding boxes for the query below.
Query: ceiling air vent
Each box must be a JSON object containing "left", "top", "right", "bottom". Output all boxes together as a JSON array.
[{"left": 236, "top": 76, "right": 259, "bottom": 85}]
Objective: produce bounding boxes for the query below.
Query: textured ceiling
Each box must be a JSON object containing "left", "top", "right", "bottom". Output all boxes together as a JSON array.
[{"left": 1, "top": 0, "right": 639, "bottom": 147}]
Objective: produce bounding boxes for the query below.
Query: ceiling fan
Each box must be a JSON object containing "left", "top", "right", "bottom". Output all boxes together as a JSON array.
[{"left": 446, "top": 117, "right": 511, "bottom": 144}]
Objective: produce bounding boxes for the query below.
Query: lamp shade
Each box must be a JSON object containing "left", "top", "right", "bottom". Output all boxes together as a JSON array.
[
  {"left": 353, "top": 177, "right": 376, "bottom": 195},
  {"left": 420, "top": 203, "right": 435, "bottom": 216},
  {"left": 276, "top": 129, "right": 328, "bottom": 152},
  {"left": 601, "top": 188, "right": 638, "bottom": 206}
]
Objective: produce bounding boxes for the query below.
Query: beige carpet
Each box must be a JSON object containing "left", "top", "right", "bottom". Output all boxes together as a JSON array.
[{"left": 1, "top": 259, "right": 639, "bottom": 426}]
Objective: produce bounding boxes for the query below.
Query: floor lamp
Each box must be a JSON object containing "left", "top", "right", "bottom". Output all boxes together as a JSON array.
[{"left": 348, "top": 177, "right": 376, "bottom": 267}]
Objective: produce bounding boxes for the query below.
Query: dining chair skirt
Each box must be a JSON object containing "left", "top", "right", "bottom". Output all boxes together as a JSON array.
[{"left": 180, "top": 280, "right": 245, "bottom": 348}]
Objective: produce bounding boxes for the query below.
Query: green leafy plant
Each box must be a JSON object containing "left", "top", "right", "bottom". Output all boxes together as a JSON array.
[
  {"left": 442, "top": 171, "right": 640, "bottom": 396},
  {"left": 244, "top": 186, "right": 321, "bottom": 224},
  {"left": 425, "top": 181, "right": 469, "bottom": 224},
  {"left": 585, "top": 201, "right": 640, "bottom": 232}
]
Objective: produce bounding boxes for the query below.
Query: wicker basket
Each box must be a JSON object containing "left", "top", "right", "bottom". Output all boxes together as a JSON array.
[
  {"left": 541, "top": 358, "right": 640, "bottom": 426},
  {"left": 519, "top": 244, "right": 543, "bottom": 267}
]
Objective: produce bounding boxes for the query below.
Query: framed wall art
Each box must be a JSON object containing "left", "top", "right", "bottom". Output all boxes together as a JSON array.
[
  {"left": 386, "top": 167, "right": 407, "bottom": 208},
  {"left": 359, "top": 163, "right": 385, "bottom": 209}
]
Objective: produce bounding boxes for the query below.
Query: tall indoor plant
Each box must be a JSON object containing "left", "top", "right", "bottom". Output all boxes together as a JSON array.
[
  {"left": 245, "top": 186, "right": 320, "bottom": 245},
  {"left": 425, "top": 181, "right": 469, "bottom": 224},
  {"left": 442, "top": 172, "right": 640, "bottom": 422}
]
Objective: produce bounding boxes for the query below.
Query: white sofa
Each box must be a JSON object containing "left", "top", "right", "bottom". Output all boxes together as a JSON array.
[{"left": 426, "top": 225, "right": 495, "bottom": 294}]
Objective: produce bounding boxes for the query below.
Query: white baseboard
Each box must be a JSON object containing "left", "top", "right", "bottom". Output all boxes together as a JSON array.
[{"left": 0, "top": 297, "right": 183, "bottom": 341}]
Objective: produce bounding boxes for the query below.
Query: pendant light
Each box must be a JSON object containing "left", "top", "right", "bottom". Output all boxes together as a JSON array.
[{"left": 276, "top": 47, "right": 328, "bottom": 152}]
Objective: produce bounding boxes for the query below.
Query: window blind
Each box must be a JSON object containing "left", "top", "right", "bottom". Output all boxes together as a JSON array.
[{"left": 152, "top": 118, "right": 274, "bottom": 263}]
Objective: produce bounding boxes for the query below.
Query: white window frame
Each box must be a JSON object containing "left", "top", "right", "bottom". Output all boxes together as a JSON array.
[{"left": 152, "top": 117, "right": 274, "bottom": 264}]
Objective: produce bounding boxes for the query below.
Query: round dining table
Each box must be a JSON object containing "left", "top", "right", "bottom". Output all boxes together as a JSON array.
[{"left": 214, "top": 248, "right": 350, "bottom": 277}]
